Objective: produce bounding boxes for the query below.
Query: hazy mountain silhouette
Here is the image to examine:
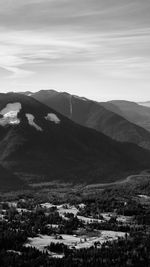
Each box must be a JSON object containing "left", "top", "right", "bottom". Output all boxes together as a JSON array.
[
  {"left": 138, "top": 101, "right": 150, "bottom": 108},
  {"left": 106, "top": 100, "right": 150, "bottom": 132}
]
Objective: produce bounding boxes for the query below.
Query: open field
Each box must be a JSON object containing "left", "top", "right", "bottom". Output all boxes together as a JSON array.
[{"left": 25, "top": 231, "right": 126, "bottom": 251}]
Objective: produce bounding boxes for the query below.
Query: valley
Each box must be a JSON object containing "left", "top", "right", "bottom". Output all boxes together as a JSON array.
[
  {"left": 0, "top": 91, "right": 150, "bottom": 266},
  {"left": 0, "top": 174, "right": 150, "bottom": 266},
  {"left": 0, "top": 0, "right": 149, "bottom": 265}
]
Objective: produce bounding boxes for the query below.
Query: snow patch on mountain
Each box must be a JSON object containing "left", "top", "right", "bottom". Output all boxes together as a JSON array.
[
  {"left": 26, "top": 114, "right": 43, "bottom": 131},
  {"left": 45, "top": 113, "right": 60, "bottom": 124},
  {"left": 0, "top": 103, "right": 21, "bottom": 126}
]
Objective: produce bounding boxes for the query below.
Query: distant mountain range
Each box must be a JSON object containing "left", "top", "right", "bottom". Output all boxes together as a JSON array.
[
  {"left": 105, "top": 100, "right": 150, "bottom": 132},
  {"left": 0, "top": 92, "right": 150, "bottom": 190},
  {"left": 138, "top": 101, "right": 150, "bottom": 108},
  {"left": 24, "top": 90, "right": 150, "bottom": 151}
]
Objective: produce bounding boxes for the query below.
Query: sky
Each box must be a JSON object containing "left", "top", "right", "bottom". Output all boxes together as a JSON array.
[{"left": 0, "top": 0, "right": 150, "bottom": 101}]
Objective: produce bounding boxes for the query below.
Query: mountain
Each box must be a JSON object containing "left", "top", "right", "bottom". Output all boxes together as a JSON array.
[
  {"left": 106, "top": 100, "right": 150, "bottom": 132},
  {"left": 26, "top": 90, "right": 72, "bottom": 118},
  {"left": 0, "top": 92, "right": 150, "bottom": 185},
  {"left": 138, "top": 101, "right": 150, "bottom": 108},
  {"left": 28, "top": 90, "right": 150, "bottom": 151}
]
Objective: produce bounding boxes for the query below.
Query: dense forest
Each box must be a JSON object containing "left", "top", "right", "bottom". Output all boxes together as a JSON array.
[
  {"left": 0, "top": 190, "right": 150, "bottom": 267},
  {"left": 0, "top": 230, "right": 150, "bottom": 267}
]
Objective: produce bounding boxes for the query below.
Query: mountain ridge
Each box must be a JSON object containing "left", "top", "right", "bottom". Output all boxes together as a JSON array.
[
  {"left": 26, "top": 89, "right": 150, "bottom": 151},
  {"left": 107, "top": 100, "right": 150, "bottom": 132},
  {"left": 0, "top": 92, "right": 150, "bottom": 186}
]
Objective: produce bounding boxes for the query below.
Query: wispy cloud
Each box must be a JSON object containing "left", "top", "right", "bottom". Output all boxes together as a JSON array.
[
  {"left": 0, "top": 0, "right": 150, "bottom": 100},
  {"left": 0, "top": 26, "right": 149, "bottom": 79},
  {"left": 0, "top": 29, "right": 96, "bottom": 77}
]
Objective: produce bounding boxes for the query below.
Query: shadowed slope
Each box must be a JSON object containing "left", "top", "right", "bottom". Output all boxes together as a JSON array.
[
  {"left": 0, "top": 92, "right": 150, "bottom": 185},
  {"left": 29, "top": 90, "right": 150, "bottom": 151},
  {"left": 0, "top": 164, "right": 26, "bottom": 191}
]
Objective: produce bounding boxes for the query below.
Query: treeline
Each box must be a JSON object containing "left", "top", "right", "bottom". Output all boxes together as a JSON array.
[
  {"left": 80, "top": 197, "right": 145, "bottom": 217},
  {"left": 0, "top": 231, "right": 150, "bottom": 266}
]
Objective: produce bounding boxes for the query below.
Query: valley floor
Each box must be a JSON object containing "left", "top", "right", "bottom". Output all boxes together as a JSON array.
[{"left": 1, "top": 172, "right": 150, "bottom": 266}]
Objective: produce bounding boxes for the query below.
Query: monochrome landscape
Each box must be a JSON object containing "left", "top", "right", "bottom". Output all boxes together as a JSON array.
[{"left": 0, "top": 1, "right": 150, "bottom": 266}]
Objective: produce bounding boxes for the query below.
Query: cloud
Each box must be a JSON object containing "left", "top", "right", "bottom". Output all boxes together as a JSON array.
[
  {"left": 0, "top": 0, "right": 149, "bottom": 94},
  {"left": 0, "top": 0, "right": 149, "bottom": 32},
  {"left": 0, "top": 25, "right": 149, "bottom": 79}
]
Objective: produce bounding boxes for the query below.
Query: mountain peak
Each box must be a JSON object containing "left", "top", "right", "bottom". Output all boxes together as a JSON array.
[{"left": 0, "top": 92, "right": 150, "bottom": 187}]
